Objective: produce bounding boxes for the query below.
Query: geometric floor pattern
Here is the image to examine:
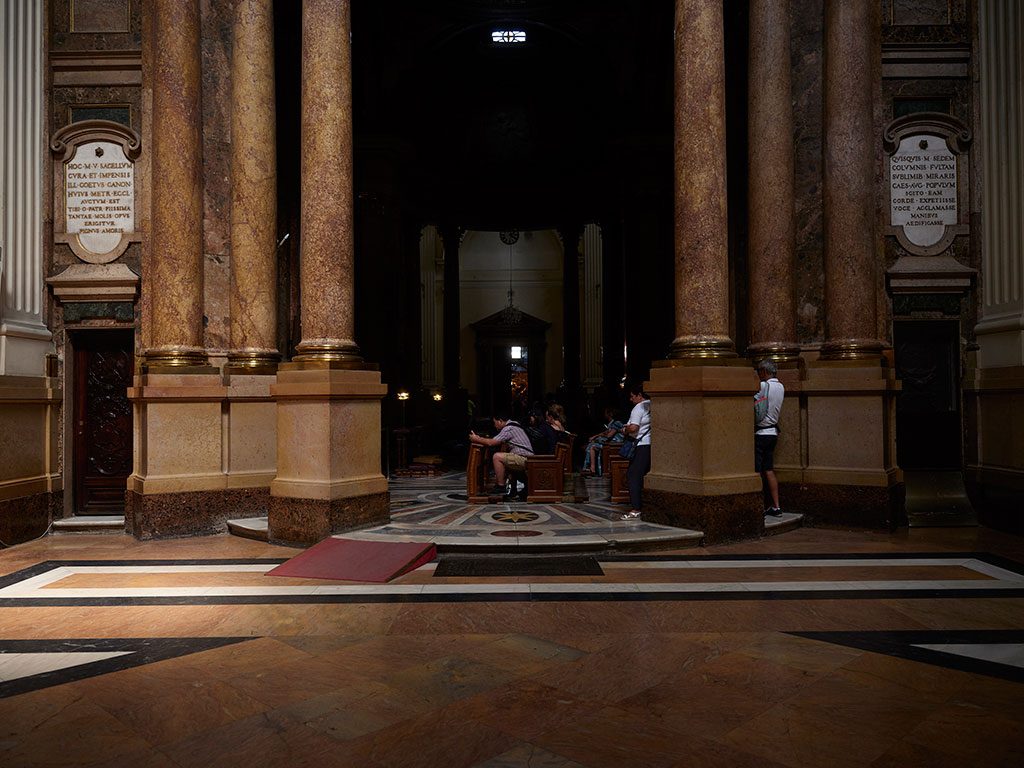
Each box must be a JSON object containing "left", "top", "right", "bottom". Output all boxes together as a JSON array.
[
  {"left": 343, "top": 472, "right": 707, "bottom": 550},
  {"left": 1, "top": 526, "right": 1023, "bottom": 766}
]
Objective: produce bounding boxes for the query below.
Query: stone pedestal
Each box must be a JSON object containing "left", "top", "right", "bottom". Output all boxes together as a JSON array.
[
  {"left": 269, "top": 365, "right": 389, "bottom": 545},
  {"left": 641, "top": 364, "right": 763, "bottom": 543},
  {"left": 127, "top": 373, "right": 227, "bottom": 538},
  {"left": 794, "top": 362, "right": 903, "bottom": 527},
  {"left": 225, "top": 373, "right": 277, "bottom": 514}
]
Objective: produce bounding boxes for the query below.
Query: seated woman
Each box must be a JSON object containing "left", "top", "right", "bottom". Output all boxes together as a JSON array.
[{"left": 581, "top": 407, "right": 624, "bottom": 477}]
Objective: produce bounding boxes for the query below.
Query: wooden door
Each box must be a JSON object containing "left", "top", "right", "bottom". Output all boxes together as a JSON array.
[{"left": 74, "top": 330, "right": 134, "bottom": 515}]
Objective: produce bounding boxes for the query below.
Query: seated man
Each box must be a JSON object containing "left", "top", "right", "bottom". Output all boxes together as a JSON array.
[{"left": 469, "top": 410, "right": 535, "bottom": 496}]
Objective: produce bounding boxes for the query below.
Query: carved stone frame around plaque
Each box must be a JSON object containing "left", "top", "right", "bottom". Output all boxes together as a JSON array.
[
  {"left": 883, "top": 112, "right": 971, "bottom": 257},
  {"left": 51, "top": 119, "right": 142, "bottom": 265}
]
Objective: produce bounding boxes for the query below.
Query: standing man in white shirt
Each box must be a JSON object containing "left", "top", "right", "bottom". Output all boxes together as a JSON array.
[{"left": 754, "top": 359, "right": 785, "bottom": 516}]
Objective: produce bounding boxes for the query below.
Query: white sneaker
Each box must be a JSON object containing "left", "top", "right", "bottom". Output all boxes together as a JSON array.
[{"left": 621, "top": 510, "right": 642, "bottom": 520}]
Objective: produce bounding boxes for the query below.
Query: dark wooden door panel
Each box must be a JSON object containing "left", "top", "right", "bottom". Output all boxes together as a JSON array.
[{"left": 74, "top": 331, "right": 134, "bottom": 515}]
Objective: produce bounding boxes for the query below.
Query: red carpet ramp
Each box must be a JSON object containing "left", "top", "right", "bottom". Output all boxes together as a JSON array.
[{"left": 267, "top": 537, "right": 436, "bottom": 583}]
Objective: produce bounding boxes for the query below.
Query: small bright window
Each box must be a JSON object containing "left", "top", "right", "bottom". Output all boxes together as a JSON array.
[
  {"left": 511, "top": 346, "right": 523, "bottom": 360},
  {"left": 492, "top": 29, "right": 526, "bottom": 44}
]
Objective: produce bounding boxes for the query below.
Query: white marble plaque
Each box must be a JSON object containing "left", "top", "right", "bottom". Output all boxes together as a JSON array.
[
  {"left": 65, "top": 140, "right": 135, "bottom": 257},
  {"left": 890, "top": 134, "right": 957, "bottom": 249}
]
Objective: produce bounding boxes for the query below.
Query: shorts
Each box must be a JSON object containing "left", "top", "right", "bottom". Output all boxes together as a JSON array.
[
  {"left": 754, "top": 434, "right": 778, "bottom": 473},
  {"left": 503, "top": 453, "right": 528, "bottom": 471}
]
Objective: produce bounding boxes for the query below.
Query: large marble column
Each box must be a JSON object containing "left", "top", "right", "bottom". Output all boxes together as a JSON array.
[
  {"left": 222, "top": 0, "right": 280, "bottom": 508},
  {"left": 667, "top": 0, "right": 735, "bottom": 360},
  {"left": 228, "top": 0, "right": 279, "bottom": 371},
  {"left": 797, "top": 0, "right": 901, "bottom": 529},
  {"left": 128, "top": 0, "right": 229, "bottom": 540},
  {"left": 747, "top": 0, "right": 799, "bottom": 363},
  {"left": 440, "top": 224, "right": 462, "bottom": 392},
  {"left": 144, "top": 0, "right": 207, "bottom": 369},
  {"left": 560, "top": 224, "right": 582, "bottom": 391},
  {"left": 269, "top": 0, "right": 388, "bottom": 545},
  {"left": 294, "top": 0, "right": 360, "bottom": 362},
  {"left": 820, "top": 0, "right": 883, "bottom": 361},
  {"left": 642, "top": 0, "right": 760, "bottom": 543}
]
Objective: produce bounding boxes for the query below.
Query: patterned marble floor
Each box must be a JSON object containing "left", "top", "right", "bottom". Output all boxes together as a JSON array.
[
  {"left": 1, "top": 527, "right": 1023, "bottom": 767},
  {"left": 337, "top": 472, "right": 707, "bottom": 550}
]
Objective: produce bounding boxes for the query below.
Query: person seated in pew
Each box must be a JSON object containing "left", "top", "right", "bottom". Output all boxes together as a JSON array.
[
  {"left": 468, "top": 409, "right": 534, "bottom": 496},
  {"left": 581, "top": 407, "right": 625, "bottom": 477},
  {"left": 526, "top": 406, "right": 559, "bottom": 455}
]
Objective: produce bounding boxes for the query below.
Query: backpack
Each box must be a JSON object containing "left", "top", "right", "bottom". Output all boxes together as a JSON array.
[{"left": 754, "top": 382, "right": 771, "bottom": 429}]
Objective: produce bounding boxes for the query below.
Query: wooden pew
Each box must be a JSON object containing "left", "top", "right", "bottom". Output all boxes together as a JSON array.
[
  {"left": 608, "top": 453, "right": 631, "bottom": 503},
  {"left": 466, "top": 443, "right": 493, "bottom": 503},
  {"left": 525, "top": 440, "right": 570, "bottom": 502}
]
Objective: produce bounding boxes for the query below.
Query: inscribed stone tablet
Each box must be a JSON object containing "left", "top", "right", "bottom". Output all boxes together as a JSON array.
[
  {"left": 65, "top": 141, "right": 135, "bottom": 258},
  {"left": 889, "top": 135, "right": 957, "bottom": 249}
]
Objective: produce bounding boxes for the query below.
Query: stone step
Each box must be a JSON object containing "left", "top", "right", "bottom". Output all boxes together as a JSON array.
[
  {"left": 52, "top": 515, "right": 125, "bottom": 534},
  {"left": 227, "top": 517, "right": 269, "bottom": 542},
  {"left": 763, "top": 511, "right": 804, "bottom": 537}
]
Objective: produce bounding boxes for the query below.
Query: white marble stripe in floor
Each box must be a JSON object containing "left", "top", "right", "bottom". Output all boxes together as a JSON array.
[
  {"left": 913, "top": 643, "right": 1024, "bottom": 669},
  {"left": 0, "top": 652, "right": 134, "bottom": 682},
  {"left": 0, "top": 558, "right": 1018, "bottom": 600},
  {"left": 1, "top": 579, "right": 1021, "bottom": 600}
]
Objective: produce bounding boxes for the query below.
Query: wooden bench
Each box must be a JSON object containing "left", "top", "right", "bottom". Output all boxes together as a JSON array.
[
  {"left": 525, "top": 440, "right": 571, "bottom": 502},
  {"left": 608, "top": 453, "right": 631, "bottom": 503},
  {"left": 466, "top": 443, "right": 492, "bottom": 503}
]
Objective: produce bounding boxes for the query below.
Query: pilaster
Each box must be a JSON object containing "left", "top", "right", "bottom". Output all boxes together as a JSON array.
[{"left": 966, "top": 0, "right": 1024, "bottom": 531}]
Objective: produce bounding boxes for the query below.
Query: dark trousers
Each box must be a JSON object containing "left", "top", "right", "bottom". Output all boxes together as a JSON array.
[{"left": 627, "top": 444, "right": 651, "bottom": 510}]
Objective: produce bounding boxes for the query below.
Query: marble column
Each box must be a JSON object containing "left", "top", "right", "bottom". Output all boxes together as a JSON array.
[
  {"left": 145, "top": 0, "right": 207, "bottom": 369},
  {"left": 668, "top": 0, "right": 735, "bottom": 360},
  {"left": 581, "top": 223, "right": 604, "bottom": 390},
  {"left": 228, "top": 0, "right": 279, "bottom": 371},
  {"left": 747, "top": 0, "right": 799, "bottom": 363},
  {"left": 269, "top": 0, "right": 388, "bottom": 544},
  {"left": 294, "top": 0, "right": 360, "bottom": 362},
  {"left": 560, "top": 224, "right": 582, "bottom": 391},
  {"left": 820, "top": 0, "right": 884, "bottom": 360},
  {"left": 600, "top": 216, "right": 625, "bottom": 391},
  {"left": 440, "top": 224, "right": 461, "bottom": 391}
]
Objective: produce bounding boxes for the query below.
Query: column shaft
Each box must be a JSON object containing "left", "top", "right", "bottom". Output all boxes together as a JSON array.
[
  {"left": 296, "top": 0, "right": 360, "bottom": 361},
  {"left": 146, "top": 0, "right": 207, "bottom": 368},
  {"left": 669, "top": 0, "right": 735, "bottom": 359},
  {"left": 561, "top": 224, "right": 582, "bottom": 390},
  {"left": 748, "top": 0, "right": 799, "bottom": 362},
  {"left": 441, "top": 225, "right": 461, "bottom": 391},
  {"left": 821, "top": 0, "right": 883, "bottom": 359},
  {"left": 228, "top": 0, "right": 279, "bottom": 371}
]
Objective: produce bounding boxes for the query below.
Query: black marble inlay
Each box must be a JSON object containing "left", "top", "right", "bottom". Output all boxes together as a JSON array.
[
  {"left": 435, "top": 556, "right": 604, "bottom": 577},
  {"left": 0, "top": 637, "right": 256, "bottom": 699},
  {"left": 790, "top": 630, "right": 1024, "bottom": 684},
  {"left": 62, "top": 302, "right": 135, "bottom": 323}
]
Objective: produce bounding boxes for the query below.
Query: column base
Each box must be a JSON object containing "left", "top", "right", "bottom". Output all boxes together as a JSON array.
[
  {"left": 780, "top": 480, "right": 905, "bottom": 530},
  {"left": 125, "top": 487, "right": 271, "bottom": 540},
  {"left": 269, "top": 365, "right": 390, "bottom": 545},
  {"left": 0, "top": 490, "right": 61, "bottom": 547},
  {"left": 642, "top": 488, "right": 763, "bottom": 544},
  {"left": 268, "top": 492, "right": 390, "bottom": 546}
]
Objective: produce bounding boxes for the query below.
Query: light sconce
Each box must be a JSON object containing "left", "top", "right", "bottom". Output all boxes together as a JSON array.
[{"left": 397, "top": 390, "right": 410, "bottom": 401}]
